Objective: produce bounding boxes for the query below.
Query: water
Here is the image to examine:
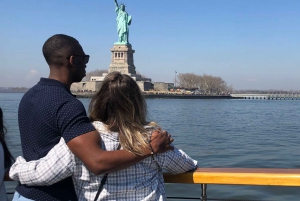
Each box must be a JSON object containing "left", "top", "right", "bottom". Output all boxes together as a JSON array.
[{"left": 1, "top": 92, "right": 300, "bottom": 201}]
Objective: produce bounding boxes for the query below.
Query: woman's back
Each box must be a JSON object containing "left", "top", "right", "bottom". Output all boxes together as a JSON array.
[
  {"left": 9, "top": 121, "right": 197, "bottom": 201},
  {"left": 73, "top": 121, "right": 197, "bottom": 201}
]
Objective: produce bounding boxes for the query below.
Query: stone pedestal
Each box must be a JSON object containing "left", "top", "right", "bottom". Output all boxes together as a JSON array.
[
  {"left": 83, "top": 44, "right": 154, "bottom": 91},
  {"left": 107, "top": 44, "right": 152, "bottom": 83},
  {"left": 109, "top": 44, "right": 136, "bottom": 74}
]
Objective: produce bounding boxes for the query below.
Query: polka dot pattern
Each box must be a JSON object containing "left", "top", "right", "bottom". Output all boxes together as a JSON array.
[{"left": 16, "top": 78, "right": 95, "bottom": 201}]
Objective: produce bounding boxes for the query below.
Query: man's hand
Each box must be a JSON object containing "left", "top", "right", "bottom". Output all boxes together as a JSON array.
[{"left": 150, "top": 130, "right": 174, "bottom": 153}]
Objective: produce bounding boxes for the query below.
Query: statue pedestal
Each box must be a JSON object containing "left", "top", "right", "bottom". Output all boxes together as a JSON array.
[
  {"left": 107, "top": 44, "right": 153, "bottom": 91},
  {"left": 90, "top": 44, "right": 153, "bottom": 91},
  {"left": 108, "top": 44, "right": 151, "bottom": 81},
  {"left": 109, "top": 44, "right": 136, "bottom": 74}
]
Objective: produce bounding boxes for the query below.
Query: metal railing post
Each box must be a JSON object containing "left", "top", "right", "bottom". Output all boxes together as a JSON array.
[{"left": 201, "top": 184, "right": 207, "bottom": 201}]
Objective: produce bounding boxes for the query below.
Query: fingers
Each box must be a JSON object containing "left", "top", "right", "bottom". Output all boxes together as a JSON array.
[
  {"left": 158, "top": 130, "right": 174, "bottom": 144},
  {"left": 164, "top": 138, "right": 174, "bottom": 151},
  {"left": 164, "top": 133, "right": 173, "bottom": 143},
  {"left": 149, "top": 129, "right": 174, "bottom": 154},
  {"left": 169, "top": 137, "right": 174, "bottom": 144}
]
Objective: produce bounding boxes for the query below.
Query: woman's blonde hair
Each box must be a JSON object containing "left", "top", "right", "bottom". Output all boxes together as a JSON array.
[{"left": 89, "top": 72, "right": 156, "bottom": 156}]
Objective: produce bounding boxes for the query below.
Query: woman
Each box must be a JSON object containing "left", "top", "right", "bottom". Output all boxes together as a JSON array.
[
  {"left": 10, "top": 72, "right": 198, "bottom": 201},
  {"left": 0, "top": 108, "right": 14, "bottom": 201}
]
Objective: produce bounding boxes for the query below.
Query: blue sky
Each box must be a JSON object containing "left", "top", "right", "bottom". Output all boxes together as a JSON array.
[{"left": 1, "top": 0, "right": 299, "bottom": 90}]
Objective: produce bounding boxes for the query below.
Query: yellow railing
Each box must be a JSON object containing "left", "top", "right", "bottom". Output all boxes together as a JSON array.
[
  {"left": 7, "top": 168, "right": 300, "bottom": 200},
  {"left": 163, "top": 168, "right": 300, "bottom": 200},
  {"left": 163, "top": 168, "right": 300, "bottom": 186}
]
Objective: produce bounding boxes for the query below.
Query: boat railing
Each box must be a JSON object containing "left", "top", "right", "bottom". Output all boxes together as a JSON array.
[
  {"left": 6, "top": 168, "right": 300, "bottom": 200},
  {"left": 163, "top": 168, "right": 300, "bottom": 201}
]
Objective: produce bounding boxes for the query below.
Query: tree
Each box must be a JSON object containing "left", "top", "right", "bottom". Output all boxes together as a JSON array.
[
  {"left": 177, "top": 73, "right": 201, "bottom": 89},
  {"left": 177, "top": 73, "right": 233, "bottom": 95}
]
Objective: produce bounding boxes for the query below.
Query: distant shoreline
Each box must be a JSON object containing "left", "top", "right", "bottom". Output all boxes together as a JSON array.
[
  {"left": 73, "top": 92, "right": 233, "bottom": 99},
  {"left": 0, "top": 92, "right": 27, "bottom": 93},
  {"left": 0, "top": 91, "right": 235, "bottom": 99},
  {"left": 0, "top": 87, "right": 29, "bottom": 93}
]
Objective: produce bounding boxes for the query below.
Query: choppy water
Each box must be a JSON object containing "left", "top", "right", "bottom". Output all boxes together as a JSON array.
[{"left": 1, "top": 92, "right": 300, "bottom": 201}]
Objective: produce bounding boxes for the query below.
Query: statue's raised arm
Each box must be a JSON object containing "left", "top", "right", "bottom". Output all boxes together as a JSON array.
[{"left": 114, "top": 0, "right": 119, "bottom": 8}]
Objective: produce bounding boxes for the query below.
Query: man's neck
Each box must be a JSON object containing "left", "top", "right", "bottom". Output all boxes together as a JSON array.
[{"left": 49, "top": 69, "right": 72, "bottom": 89}]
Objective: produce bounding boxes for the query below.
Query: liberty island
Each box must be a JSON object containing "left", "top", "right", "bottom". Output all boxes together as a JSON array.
[{"left": 71, "top": 0, "right": 171, "bottom": 93}]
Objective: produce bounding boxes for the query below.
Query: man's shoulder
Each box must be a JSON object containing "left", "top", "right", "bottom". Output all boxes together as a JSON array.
[
  {"left": 20, "top": 83, "right": 83, "bottom": 114},
  {"left": 24, "top": 82, "right": 75, "bottom": 100},
  {"left": 21, "top": 82, "right": 40, "bottom": 97}
]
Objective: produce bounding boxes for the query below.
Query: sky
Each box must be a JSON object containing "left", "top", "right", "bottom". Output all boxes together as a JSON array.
[{"left": 1, "top": 0, "right": 300, "bottom": 90}]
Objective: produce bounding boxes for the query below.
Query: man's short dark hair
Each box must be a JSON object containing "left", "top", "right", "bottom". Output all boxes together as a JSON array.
[{"left": 42, "top": 34, "right": 79, "bottom": 66}]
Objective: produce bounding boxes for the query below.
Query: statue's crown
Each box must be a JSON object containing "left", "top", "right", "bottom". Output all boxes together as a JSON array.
[{"left": 120, "top": 3, "right": 126, "bottom": 7}]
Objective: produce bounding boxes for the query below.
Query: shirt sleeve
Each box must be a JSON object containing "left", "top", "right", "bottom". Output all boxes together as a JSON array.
[
  {"left": 9, "top": 138, "right": 75, "bottom": 186},
  {"left": 155, "top": 145, "right": 198, "bottom": 174},
  {"left": 56, "top": 99, "right": 95, "bottom": 143}
]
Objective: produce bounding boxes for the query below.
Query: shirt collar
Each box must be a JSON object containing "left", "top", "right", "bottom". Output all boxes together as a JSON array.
[{"left": 38, "top": 78, "right": 72, "bottom": 94}]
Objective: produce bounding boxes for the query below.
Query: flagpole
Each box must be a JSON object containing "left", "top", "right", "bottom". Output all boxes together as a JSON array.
[{"left": 175, "top": 71, "right": 177, "bottom": 87}]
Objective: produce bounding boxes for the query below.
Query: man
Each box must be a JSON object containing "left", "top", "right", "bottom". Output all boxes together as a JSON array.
[{"left": 13, "top": 34, "right": 173, "bottom": 201}]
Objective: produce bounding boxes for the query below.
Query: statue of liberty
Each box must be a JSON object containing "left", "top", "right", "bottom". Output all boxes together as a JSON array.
[{"left": 114, "top": 0, "right": 132, "bottom": 44}]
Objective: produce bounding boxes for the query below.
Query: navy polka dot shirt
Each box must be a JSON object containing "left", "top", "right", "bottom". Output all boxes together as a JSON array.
[{"left": 16, "top": 78, "right": 95, "bottom": 201}]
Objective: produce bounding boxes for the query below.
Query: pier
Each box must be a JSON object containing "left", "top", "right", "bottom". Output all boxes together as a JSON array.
[{"left": 231, "top": 93, "right": 300, "bottom": 100}]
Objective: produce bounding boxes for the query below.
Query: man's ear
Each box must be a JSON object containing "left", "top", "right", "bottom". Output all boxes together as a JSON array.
[{"left": 69, "top": 55, "right": 76, "bottom": 66}]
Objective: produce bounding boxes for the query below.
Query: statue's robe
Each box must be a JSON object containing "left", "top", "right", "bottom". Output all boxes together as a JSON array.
[{"left": 116, "top": 7, "right": 131, "bottom": 43}]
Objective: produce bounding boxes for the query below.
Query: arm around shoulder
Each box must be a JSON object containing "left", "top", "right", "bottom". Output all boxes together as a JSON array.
[
  {"left": 67, "top": 130, "right": 147, "bottom": 175},
  {"left": 67, "top": 129, "right": 174, "bottom": 175}
]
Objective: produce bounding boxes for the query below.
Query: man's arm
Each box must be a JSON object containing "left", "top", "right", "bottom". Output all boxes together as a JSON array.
[
  {"left": 67, "top": 129, "right": 173, "bottom": 175},
  {"left": 9, "top": 131, "right": 174, "bottom": 185},
  {"left": 58, "top": 100, "right": 173, "bottom": 176},
  {"left": 10, "top": 138, "right": 74, "bottom": 186}
]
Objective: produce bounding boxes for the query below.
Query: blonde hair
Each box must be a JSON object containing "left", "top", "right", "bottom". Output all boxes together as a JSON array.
[{"left": 89, "top": 72, "right": 157, "bottom": 156}]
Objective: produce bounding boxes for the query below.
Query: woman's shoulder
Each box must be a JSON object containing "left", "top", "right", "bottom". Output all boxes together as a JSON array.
[
  {"left": 144, "top": 122, "right": 160, "bottom": 132},
  {"left": 92, "top": 121, "right": 119, "bottom": 140},
  {"left": 92, "top": 121, "right": 104, "bottom": 128},
  {"left": 92, "top": 121, "right": 109, "bottom": 132}
]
